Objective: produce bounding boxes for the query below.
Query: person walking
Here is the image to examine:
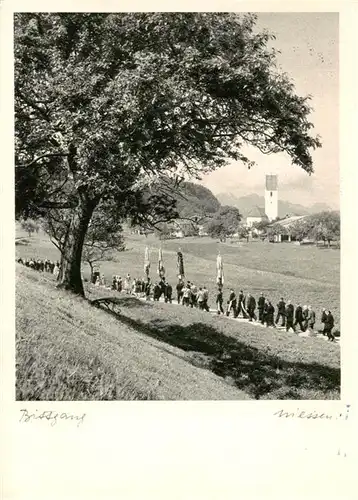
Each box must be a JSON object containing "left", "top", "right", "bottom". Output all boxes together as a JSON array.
[
  {"left": 182, "top": 284, "right": 192, "bottom": 307},
  {"left": 302, "top": 305, "right": 309, "bottom": 331},
  {"left": 203, "top": 286, "right": 210, "bottom": 312},
  {"left": 258, "top": 293, "right": 265, "bottom": 324},
  {"left": 124, "top": 274, "right": 131, "bottom": 293},
  {"left": 276, "top": 298, "right": 286, "bottom": 327},
  {"left": 153, "top": 282, "right": 161, "bottom": 301},
  {"left": 159, "top": 277, "right": 166, "bottom": 299},
  {"left": 196, "top": 288, "right": 206, "bottom": 310},
  {"left": 53, "top": 263, "right": 60, "bottom": 279},
  {"left": 321, "top": 309, "right": 328, "bottom": 335},
  {"left": 306, "top": 305, "right": 316, "bottom": 335},
  {"left": 323, "top": 310, "right": 335, "bottom": 341},
  {"left": 176, "top": 280, "right": 184, "bottom": 304},
  {"left": 117, "top": 276, "right": 123, "bottom": 293},
  {"left": 265, "top": 301, "right": 276, "bottom": 327},
  {"left": 145, "top": 279, "right": 151, "bottom": 300},
  {"left": 246, "top": 293, "right": 257, "bottom": 321},
  {"left": 190, "top": 283, "right": 198, "bottom": 308},
  {"left": 112, "top": 276, "right": 117, "bottom": 290},
  {"left": 285, "top": 301, "right": 296, "bottom": 333},
  {"left": 237, "top": 290, "right": 246, "bottom": 318},
  {"left": 294, "top": 304, "right": 305, "bottom": 332},
  {"left": 216, "top": 287, "right": 224, "bottom": 315},
  {"left": 226, "top": 289, "right": 237, "bottom": 318},
  {"left": 164, "top": 281, "right": 173, "bottom": 303}
]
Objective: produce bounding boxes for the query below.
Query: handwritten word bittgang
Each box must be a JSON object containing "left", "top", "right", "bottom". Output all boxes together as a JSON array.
[{"left": 20, "top": 409, "right": 86, "bottom": 427}]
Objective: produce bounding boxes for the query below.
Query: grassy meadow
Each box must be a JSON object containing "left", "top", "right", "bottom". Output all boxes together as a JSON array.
[{"left": 16, "top": 226, "right": 340, "bottom": 400}]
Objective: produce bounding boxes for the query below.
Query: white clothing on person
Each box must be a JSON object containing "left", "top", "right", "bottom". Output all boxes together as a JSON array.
[
  {"left": 124, "top": 278, "right": 131, "bottom": 293},
  {"left": 53, "top": 265, "right": 59, "bottom": 278},
  {"left": 183, "top": 287, "right": 191, "bottom": 299}
]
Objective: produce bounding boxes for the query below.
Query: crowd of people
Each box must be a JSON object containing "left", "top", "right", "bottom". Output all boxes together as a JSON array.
[
  {"left": 17, "top": 258, "right": 337, "bottom": 341},
  {"left": 17, "top": 257, "right": 60, "bottom": 278},
  {"left": 99, "top": 271, "right": 337, "bottom": 341}
]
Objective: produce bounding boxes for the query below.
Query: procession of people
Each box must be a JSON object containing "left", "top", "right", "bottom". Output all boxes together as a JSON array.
[
  {"left": 17, "top": 257, "right": 60, "bottom": 278},
  {"left": 17, "top": 251, "right": 337, "bottom": 342}
]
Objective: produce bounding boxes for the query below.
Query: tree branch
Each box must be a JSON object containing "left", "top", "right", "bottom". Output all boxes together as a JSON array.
[
  {"left": 16, "top": 153, "right": 69, "bottom": 169},
  {"left": 38, "top": 201, "right": 77, "bottom": 209},
  {"left": 16, "top": 88, "right": 52, "bottom": 122}
]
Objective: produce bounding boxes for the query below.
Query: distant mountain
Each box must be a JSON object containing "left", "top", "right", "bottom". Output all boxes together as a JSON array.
[
  {"left": 175, "top": 182, "right": 221, "bottom": 218},
  {"left": 216, "top": 192, "right": 333, "bottom": 218},
  {"left": 309, "top": 202, "right": 333, "bottom": 213}
]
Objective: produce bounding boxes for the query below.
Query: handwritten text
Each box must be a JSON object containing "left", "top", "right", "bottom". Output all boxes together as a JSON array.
[
  {"left": 19, "top": 409, "right": 86, "bottom": 427},
  {"left": 274, "top": 404, "right": 350, "bottom": 421}
]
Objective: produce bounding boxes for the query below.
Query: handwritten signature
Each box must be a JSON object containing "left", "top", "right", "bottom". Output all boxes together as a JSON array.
[
  {"left": 19, "top": 409, "right": 86, "bottom": 427},
  {"left": 273, "top": 404, "right": 350, "bottom": 421}
]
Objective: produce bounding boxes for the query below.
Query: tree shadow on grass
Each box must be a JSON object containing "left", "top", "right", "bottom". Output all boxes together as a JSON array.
[
  {"left": 89, "top": 295, "right": 155, "bottom": 309},
  {"left": 115, "top": 296, "right": 155, "bottom": 309},
  {"left": 99, "top": 306, "right": 340, "bottom": 400}
]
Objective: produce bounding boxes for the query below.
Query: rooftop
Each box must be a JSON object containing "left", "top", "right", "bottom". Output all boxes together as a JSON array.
[
  {"left": 268, "top": 215, "right": 308, "bottom": 228},
  {"left": 246, "top": 206, "right": 268, "bottom": 219}
]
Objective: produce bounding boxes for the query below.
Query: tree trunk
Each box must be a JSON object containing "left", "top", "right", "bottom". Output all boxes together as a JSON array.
[
  {"left": 89, "top": 262, "right": 94, "bottom": 282},
  {"left": 57, "top": 192, "right": 98, "bottom": 296}
]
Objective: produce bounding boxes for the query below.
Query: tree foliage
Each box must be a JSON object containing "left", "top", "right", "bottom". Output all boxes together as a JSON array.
[
  {"left": 252, "top": 219, "right": 270, "bottom": 232},
  {"left": 42, "top": 203, "right": 126, "bottom": 276},
  {"left": 207, "top": 205, "right": 242, "bottom": 240},
  {"left": 268, "top": 222, "right": 288, "bottom": 237},
  {"left": 20, "top": 219, "right": 39, "bottom": 237},
  {"left": 15, "top": 13, "right": 321, "bottom": 295},
  {"left": 285, "top": 211, "right": 340, "bottom": 245},
  {"left": 289, "top": 219, "right": 311, "bottom": 242},
  {"left": 308, "top": 211, "right": 340, "bottom": 246},
  {"left": 237, "top": 224, "right": 250, "bottom": 240},
  {"left": 154, "top": 222, "right": 172, "bottom": 240},
  {"left": 82, "top": 212, "right": 125, "bottom": 276}
]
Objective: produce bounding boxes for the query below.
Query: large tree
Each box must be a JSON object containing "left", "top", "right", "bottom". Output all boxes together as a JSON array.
[
  {"left": 207, "top": 205, "right": 242, "bottom": 241},
  {"left": 289, "top": 218, "right": 311, "bottom": 242},
  {"left": 15, "top": 13, "right": 321, "bottom": 296},
  {"left": 309, "top": 211, "right": 340, "bottom": 247},
  {"left": 20, "top": 218, "right": 39, "bottom": 238},
  {"left": 42, "top": 203, "right": 125, "bottom": 279}
]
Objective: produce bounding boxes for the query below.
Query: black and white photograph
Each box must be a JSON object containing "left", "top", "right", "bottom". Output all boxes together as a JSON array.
[{"left": 14, "top": 11, "right": 340, "bottom": 401}]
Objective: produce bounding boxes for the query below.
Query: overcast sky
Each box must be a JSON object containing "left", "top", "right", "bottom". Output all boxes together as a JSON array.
[{"left": 199, "top": 13, "right": 339, "bottom": 209}]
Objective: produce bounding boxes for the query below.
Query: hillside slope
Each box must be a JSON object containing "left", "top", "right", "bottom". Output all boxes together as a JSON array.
[
  {"left": 16, "top": 265, "right": 250, "bottom": 400},
  {"left": 16, "top": 265, "right": 340, "bottom": 400}
]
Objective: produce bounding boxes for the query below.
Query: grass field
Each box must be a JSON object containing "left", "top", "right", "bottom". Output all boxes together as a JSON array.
[
  {"left": 16, "top": 265, "right": 250, "bottom": 400},
  {"left": 16, "top": 226, "right": 340, "bottom": 400}
]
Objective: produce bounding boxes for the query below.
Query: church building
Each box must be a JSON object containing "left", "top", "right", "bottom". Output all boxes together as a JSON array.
[{"left": 245, "top": 174, "right": 279, "bottom": 227}]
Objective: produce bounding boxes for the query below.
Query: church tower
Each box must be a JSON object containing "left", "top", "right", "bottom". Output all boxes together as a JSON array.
[{"left": 265, "top": 174, "right": 278, "bottom": 221}]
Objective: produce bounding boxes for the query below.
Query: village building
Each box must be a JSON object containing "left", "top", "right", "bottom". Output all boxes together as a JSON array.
[
  {"left": 245, "top": 206, "right": 268, "bottom": 228},
  {"left": 267, "top": 215, "right": 310, "bottom": 242}
]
